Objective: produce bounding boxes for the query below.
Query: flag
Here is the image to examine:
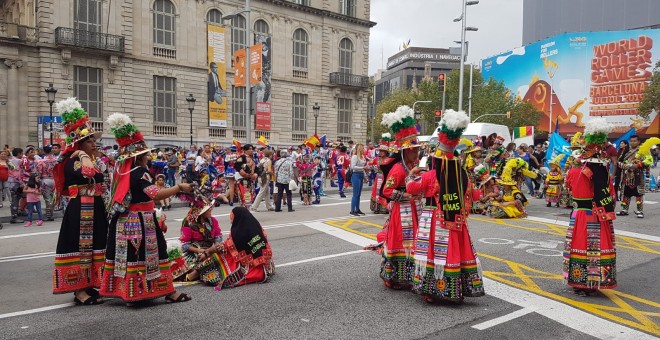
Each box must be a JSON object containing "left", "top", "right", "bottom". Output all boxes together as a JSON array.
[
  {"left": 257, "top": 135, "right": 269, "bottom": 147},
  {"left": 544, "top": 132, "right": 571, "bottom": 168},
  {"left": 232, "top": 138, "right": 242, "bottom": 153},
  {"left": 554, "top": 119, "right": 560, "bottom": 133},
  {"left": 319, "top": 135, "right": 327, "bottom": 147},
  {"left": 613, "top": 128, "right": 636, "bottom": 151},
  {"left": 513, "top": 126, "right": 534, "bottom": 139},
  {"left": 304, "top": 134, "right": 321, "bottom": 148}
]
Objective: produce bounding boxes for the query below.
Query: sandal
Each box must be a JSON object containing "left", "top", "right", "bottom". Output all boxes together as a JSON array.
[
  {"left": 74, "top": 295, "right": 103, "bottom": 305},
  {"left": 165, "top": 292, "right": 192, "bottom": 303},
  {"left": 85, "top": 288, "right": 101, "bottom": 297}
]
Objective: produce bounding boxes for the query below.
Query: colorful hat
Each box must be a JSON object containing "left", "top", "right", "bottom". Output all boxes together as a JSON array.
[
  {"left": 549, "top": 154, "right": 565, "bottom": 169},
  {"left": 497, "top": 158, "right": 537, "bottom": 186},
  {"left": 579, "top": 118, "right": 613, "bottom": 163},
  {"left": 434, "top": 109, "right": 470, "bottom": 157},
  {"left": 637, "top": 137, "right": 660, "bottom": 159},
  {"left": 568, "top": 132, "right": 584, "bottom": 150},
  {"left": 381, "top": 105, "right": 419, "bottom": 150},
  {"left": 55, "top": 97, "right": 103, "bottom": 150},
  {"left": 107, "top": 113, "right": 153, "bottom": 160},
  {"left": 379, "top": 133, "right": 392, "bottom": 151},
  {"left": 474, "top": 164, "right": 494, "bottom": 189},
  {"left": 185, "top": 198, "right": 216, "bottom": 224}
]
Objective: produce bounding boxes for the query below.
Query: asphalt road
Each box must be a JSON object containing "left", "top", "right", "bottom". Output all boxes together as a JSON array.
[{"left": 0, "top": 186, "right": 658, "bottom": 340}]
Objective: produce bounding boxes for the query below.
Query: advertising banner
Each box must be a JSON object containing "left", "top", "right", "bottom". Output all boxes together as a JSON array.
[
  {"left": 207, "top": 24, "right": 228, "bottom": 127},
  {"left": 481, "top": 29, "right": 660, "bottom": 137},
  {"left": 255, "top": 34, "right": 272, "bottom": 131},
  {"left": 235, "top": 45, "right": 263, "bottom": 87},
  {"left": 38, "top": 116, "right": 64, "bottom": 148},
  {"left": 256, "top": 102, "right": 271, "bottom": 130}
]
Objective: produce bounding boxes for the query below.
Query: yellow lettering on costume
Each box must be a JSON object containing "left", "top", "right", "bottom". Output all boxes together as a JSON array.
[{"left": 247, "top": 235, "right": 261, "bottom": 247}]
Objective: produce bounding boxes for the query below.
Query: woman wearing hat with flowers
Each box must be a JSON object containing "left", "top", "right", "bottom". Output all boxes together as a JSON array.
[
  {"left": 487, "top": 159, "right": 529, "bottom": 218},
  {"left": 545, "top": 154, "right": 565, "bottom": 207},
  {"left": 378, "top": 105, "right": 421, "bottom": 290},
  {"left": 369, "top": 134, "right": 393, "bottom": 214},
  {"left": 563, "top": 118, "right": 618, "bottom": 295},
  {"left": 100, "top": 113, "right": 194, "bottom": 305},
  {"left": 472, "top": 164, "right": 499, "bottom": 215},
  {"left": 52, "top": 98, "right": 108, "bottom": 305},
  {"left": 406, "top": 109, "right": 485, "bottom": 303},
  {"left": 178, "top": 198, "right": 224, "bottom": 284}
]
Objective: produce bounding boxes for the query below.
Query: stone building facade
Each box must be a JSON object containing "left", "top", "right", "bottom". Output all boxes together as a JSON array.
[{"left": 0, "top": 0, "right": 375, "bottom": 148}]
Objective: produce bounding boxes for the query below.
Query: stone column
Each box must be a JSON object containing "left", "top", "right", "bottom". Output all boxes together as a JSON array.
[{"left": 4, "top": 60, "right": 23, "bottom": 146}]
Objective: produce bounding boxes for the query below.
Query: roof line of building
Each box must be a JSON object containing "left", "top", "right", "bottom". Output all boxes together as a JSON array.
[{"left": 258, "top": 0, "right": 377, "bottom": 28}]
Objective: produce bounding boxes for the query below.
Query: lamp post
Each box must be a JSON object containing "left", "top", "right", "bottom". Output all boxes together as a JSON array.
[
  {"left": 45, "top": 83, "right": 57, "bottom": 145},
  {"left": 312, "top": 102, "right": 320, "bottom": 135},
  {"left": 186, "top": 93, "right": 196, "bottom": 146},
  {"left": 454, "top": 0, "right": 479, "bottom": 112}
]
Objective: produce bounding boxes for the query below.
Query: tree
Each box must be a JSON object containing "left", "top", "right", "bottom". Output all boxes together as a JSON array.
[{"left": 638, "top": 60, "right": 660, "bottom": 119}]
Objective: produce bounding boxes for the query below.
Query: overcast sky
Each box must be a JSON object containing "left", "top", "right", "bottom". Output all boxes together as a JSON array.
[{"left": 368, "top": 0, "right": 523, "bottom": 74}]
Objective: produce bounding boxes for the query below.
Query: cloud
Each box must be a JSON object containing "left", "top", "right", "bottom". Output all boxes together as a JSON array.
[{"left": 369, "top": 0, "right": 523, "bottom": 74}]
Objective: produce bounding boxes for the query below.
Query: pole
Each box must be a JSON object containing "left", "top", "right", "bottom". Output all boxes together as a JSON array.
[
  {"left": 314, "top": 116, "right": 318, "bottom": 135},
  {"left": 468, "top": 63, "right": 473, "bottom": 121},
  {"left": 189, "top": 108, "right": 193, "bottom": 146},
  {"left": 49, "top": 103, "right": 53, "bottom": 144},
  {"left": 549, "top": 78, "right": 553, "bottom": 133},
  {"left": 458, "top": 0, "right": 467, "bottom": 112},
  {"left": 245, "top": 0, "right": 252, "bottom": 144}
]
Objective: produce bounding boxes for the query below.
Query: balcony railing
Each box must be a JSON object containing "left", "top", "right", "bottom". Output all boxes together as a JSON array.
[
  {"left": 0, "top": 22, "right": 38, "bottom": 42},
  {"left": 329, "top": 72, "right": 369, "bottom": 88},
  {"left": 154, "top": 125, "right": 177, "bottom": 136},
  {"left": 55, "top": 27, "right": 125, "bottom": 53}
]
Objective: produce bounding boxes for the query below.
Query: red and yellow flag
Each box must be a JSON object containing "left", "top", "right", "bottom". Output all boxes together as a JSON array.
[
  {"left": 304, "top": 134, "right": 321, "bottom": 148},
  {"left": 257, "top": 135, "right": 269, "bottom": 147},
  {"left": 513, "top": 126, "right": 533, "bottom": 139}
]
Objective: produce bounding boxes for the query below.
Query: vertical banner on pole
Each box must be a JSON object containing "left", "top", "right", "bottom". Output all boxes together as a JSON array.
[
  {"left": 255, "top": 34, "right": 272, "bottom": 131},
  {"left": 207, "top": 24, "right": 228, "bottom": 128}
]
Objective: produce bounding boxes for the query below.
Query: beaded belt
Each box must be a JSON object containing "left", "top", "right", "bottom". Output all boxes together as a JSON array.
[{"left": 128, "top": 201, "right": 155, "bottom": 212}]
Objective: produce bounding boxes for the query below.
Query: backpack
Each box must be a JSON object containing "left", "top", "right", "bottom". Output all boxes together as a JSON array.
[{"left": 255, "top": 159, "right": 266, "bottom": 177}]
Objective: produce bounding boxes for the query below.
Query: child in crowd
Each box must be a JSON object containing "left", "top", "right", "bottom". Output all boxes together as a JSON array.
[
  {"left": 23, "top": 174, "right": 43, "bottom": 227},
  {"left": 155, "top": 174, "right": 172, "bottom": 210},
  {"left": 312, "top": 156, "right": 324, "bottom": 204}
]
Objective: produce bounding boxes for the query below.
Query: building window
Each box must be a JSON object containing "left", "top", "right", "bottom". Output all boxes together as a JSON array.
[
  {"left": 153, "top": 0, "right": 176, "bottom": 48},
  {"left": 232, "top": 86, "right": 246, "bottom": 129},
  {"left": 293, "top": 0, "right": 310, "bottom": 5},
  {"left": 74, "top": 0, "right": 102, "bottom": 32},
  {"left": 153, "top": 76, "right": 176, "bottom": 123},
  {"left": 337, "top": 98, "right": 352, "bottom": 135},
  {"left": 74, "top": 66, "right": 103, "bottom": 120},
  {"left": 339, "top": 38, "right": 353, "bottom": 74},
  {"left": 254, "top": 19, "right": 269, "bottom": 35},
  {"left": 340, "top": 0, "right": 356, "bottom": 17},
  {"left": 293, "top": 28, "right": 308, "bottom": 69},
  {"left": 292, "top": 93, "right": 307, "bottom": 132},
  {"left": 207, "top": 9, "right": 223, "bottom": 25},
  {"left": 231, "top": 15, "right": 247, "bottom": 57}
]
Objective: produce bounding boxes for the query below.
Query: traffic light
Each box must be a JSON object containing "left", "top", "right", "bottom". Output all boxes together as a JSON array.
[
  {"left": 438, "top": 73, "right": 446, "bottom": 93},
  {"left": 434, "top": 110, "right": 442, "bottom": 124}
]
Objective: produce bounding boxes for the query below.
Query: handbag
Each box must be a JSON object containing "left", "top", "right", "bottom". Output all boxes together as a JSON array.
[
  {"left": 345, "top": 168, "right": 353, "bottom": 181},
  {"left": 289, "top": 179, "right": 299, "bottom": 192}
]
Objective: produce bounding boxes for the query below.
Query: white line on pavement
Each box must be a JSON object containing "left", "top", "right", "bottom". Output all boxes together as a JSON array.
[
  {"left": 524, "top": 216, "right": 660, "bottom": 243},
  {"left": 0, "top": 253, "right": 56, "bottom": 263},
  {"left": 0, "top": 230, "right": 59, "bottom": 240},
  {"left": 644, "top": 200, "right": 657, "bottom": 204},
  {"left": 303, "top": 222, "right": 374, "bottom": 248},
  {"left": 471, "top": 306, "right": 537, "bottom": 330},
  {"left": 277, "top": 249, "right": 367, "bottom": 267},
  {"left": 0, "top": 303, "right": 74, "bottom": 320}
]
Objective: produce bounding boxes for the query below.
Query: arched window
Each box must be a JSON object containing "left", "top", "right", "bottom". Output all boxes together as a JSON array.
[
  {"left": 292, "top": 28, "right": 308, "bottom": 70},
  {"left": 207, "top": 9, "right": 222, "bottom": 25},
  {"left": 153, "top": 0, "right": 176, "bottom": 48},
  {"left": 254, "top": 19, "right": 269, "bottom": 35},
  {"left": 231, "top": 15, "right": 247, "bottom": 56},
  {"left": 339, "top": 38, "right": 353, "bottom": 74}
]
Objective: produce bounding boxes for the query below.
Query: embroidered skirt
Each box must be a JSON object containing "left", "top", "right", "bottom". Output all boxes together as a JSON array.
[
  {"left": 545, "top": 183, "right": 562, "bottom": 204},
  {"left": 411, "top": 206, "right": 484, "bottom": 301},
  {"left": 370, "top": 173, "right": 387, "bottom": 213},
  {"left": 196, "top": 252, "right": 273, "bottom": 288},
  {"left": 301, "top": 176, "right": 313, "bottom": 196},
  {"left": 53, "top": 195, "right": 109, "bottom": 294},
  {"left": 100, "top": 207, "right": 176, "bottom": 302},
  {"left": 563, "top": 209, "right": 617, "bottom": 290},
  {"left": 380, "top": 200, "right": 418, "bottom": 286}
]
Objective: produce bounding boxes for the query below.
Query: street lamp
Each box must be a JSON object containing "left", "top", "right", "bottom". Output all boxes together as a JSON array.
[
  {"left": 45, "top": 83, "right": 57, "bottom": 145},
  {"left": 312, "top": 102, "right": 320, "bottom": 135},
  {"left": 186, "top": 93, "right": 196, "bottom": 146},
  {"left": 455, "top": 0, "right": 479, "bottom": 112}
]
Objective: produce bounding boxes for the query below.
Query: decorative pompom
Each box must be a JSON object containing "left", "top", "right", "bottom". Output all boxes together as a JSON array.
[
  {"left": 107, "top": 112, "right": 132, "bottom": 130},
  {"left": 55, "top": 97, "right": 82, "bottom": 116},
  {"left": 584, "top": 118, "right": 613, "bottom": 136},
  {"left": 440, "top": 110, "right": 470, "bottom": 134},
  {"left": 381, "top": 132, "right": 391, "bottom": 141}
]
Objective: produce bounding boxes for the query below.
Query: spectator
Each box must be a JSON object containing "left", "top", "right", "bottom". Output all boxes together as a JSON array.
[
  {"left": 274, "top": 150, "right": 294, "bottom": 212},
  {"left": 251, "top": 148, "right": 274, "bottom": 212},
  {"left": 350, "top": 143, "right": 367, "bottom": 216}
]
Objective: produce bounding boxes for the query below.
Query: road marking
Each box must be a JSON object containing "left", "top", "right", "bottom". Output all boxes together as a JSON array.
[
  {"left": 0, "top": 303, "right": 74, "bottom": 320},
  {"left": 303, "top": 222, "right": 373, "bottom": 247},
  {"left": 278, "top": 249, "right": 367, "bottom": 267},
  {"left": 644, "top": 200, "right": 657, "bottom": 205},
  {"left": 0, "top": 252, "right": 55, "bottom": 263},
  {"left": 472, "top": 306, "right": 537, "bottom": 330},
  {"left": 0, "top": 230, "right": 59, "bottom": 240},
  {"left": 524, "top": 216, "right": 660, "bottom": 243}
]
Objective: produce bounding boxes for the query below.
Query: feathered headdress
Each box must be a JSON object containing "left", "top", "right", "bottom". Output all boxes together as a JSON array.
[
  {"left": 637, "top": 137, "right": 660, "bottom": 158},
  {"left": 497, "top": 158, "right": 537, "bottom": 186},
  {"left": 379, "top": 132, "right": 392, "bottom": 151},
  {"left": 56, "top": 97, "right": 102, "bottom": 149},
  {"left": 569, "top": 132, "right": 583, "bottom": 150},
  {"left": 583, "top": 118, "right": 613, "bottom": 145},
  {"left": 107, "top": 113, "right": 151, "bottom": 160},
  {"left": 549, "top": 154, "right": 565, "bottom": 168},
  {"left": 435, "top": 109, "right": 470, "bottom": 157},
  {"left": 381, "top": 105, "right": 419, "bottom": 150}
]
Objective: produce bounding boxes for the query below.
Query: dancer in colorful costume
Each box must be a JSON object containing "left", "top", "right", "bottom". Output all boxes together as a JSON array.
[
  {"left": 379, "top": 105, "right": 420, "bottom": 289},
  {"left": 618, "top": 136, "right": 658, "bottom": 218},
  {"left": 52, "top": 98, "right": 108, "bottom": 304},
  {"left": 369, "top": 133, "right": 392, "bottom": 214},
  {"left": 100, "top": 113, "right": 193, "bottom": 304},
  {"left": 178, "top": 198, "right": 224, "bottom": 284},
  {"left": 563, "top": 118, "right": 618, "bottom": 295},
  {"left": 406, "top": 109, "right": 484, "bottom": 303},
  {"left": 472, "top": 164, "right": 498, "bottom": 215},
  {"left": 488, "top": 159, "right": 529, "bottom": 218},
  {"left": 545, "top": 154, "right": 565, "bottom": 207}
]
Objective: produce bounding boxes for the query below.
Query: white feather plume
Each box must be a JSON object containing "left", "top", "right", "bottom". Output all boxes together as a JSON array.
[
  {"left": 393, "top": 105, "right": 414, "bottom": 122},
  {"left": 584, "top": 117, "right": 613, "bottom": 135},
  {"left": 440, "top": 109, "right": 470, "bottom": 131},
  {"left": 106, "top": 112, "right": 132, "bottom": 130},
  {"left": 166, "top": 239, "right": 182, "bottom": 252},
  {"left": 55, "top": 97, "right": 82, "bottom": 115},
  {"left": 381, "top": 132, "right": 391, "bottom": 139},
  {"left": 381, "top": 111, "right": 394, "bottom": 127}
]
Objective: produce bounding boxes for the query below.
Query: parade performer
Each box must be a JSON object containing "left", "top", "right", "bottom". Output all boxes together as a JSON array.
[
  {"left": 379, "top": 105, "right": 421, "bottom": 289},
  {"left": 563, "top": 118, "right": 618, "bottom": 295},
  {"left": 472, "top": 164, "right": 499, "bottom": 215},
  {"left": 234, "top": 144, "right": 258, "bottom": 208},
  {"left": 52, "top": 98, "right": 108, "bottom": 304},
  {"left": 335, "top": 145, "right": 350, "bottom": 198},
  {"left": 178, "top": 198, "right": 224, "bottom": 284},
  {"left": 36, "top": 145, "right": 58, "bottom": 221},
  {"left": 407, "top": 109, "right": 484, "bottom": 303},
  {"left": 224, "top": 145, "right": 239, "bottom": 204},
  {"left": 100, "top": 113, "right": 193, "bottom": 304},
  {"left": 297, "top": 152, "right": 314, "bottom": 205},
  {"left": 462, "top": 139, "right": 483, "bottom": 175},
  {"left": 311, "top": 155, "right": 324, "bottom": 204},
  {"left": 618, "top": 136, "right": 658, "bottom": 218},
  {"left": 488, "top": 159, "right": 529, "bottom": 218},
  {"left": 370, "top": 134, "right": 391, "bottom": 214},
  {"left": 545, "top": 154, "right": 565, "bottom": 207}
]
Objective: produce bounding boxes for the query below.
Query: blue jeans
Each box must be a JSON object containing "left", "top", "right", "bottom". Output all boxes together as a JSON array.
[
  {"left": 27, "top": 201, "right": 42, "bottom": 222},
  {"left": 351, "top": 172, "right": 364, "bottom": 212},
  {"left": 337, "top": 167, "right": 345, "bottom": 194},
  {"left": 525, "top": 176, "right": 535, "bottom": 196},
  {"left": 166, "top": 167, "right": 177, "bottom": 187}
]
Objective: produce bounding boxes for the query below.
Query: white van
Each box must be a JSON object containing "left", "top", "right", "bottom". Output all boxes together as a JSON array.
[{"left": 429, "top": 123, "right": 511, "bottom": 146}]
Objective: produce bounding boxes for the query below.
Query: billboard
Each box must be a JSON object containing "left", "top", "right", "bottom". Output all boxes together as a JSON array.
[
  {"left": 207, "top": 24, "right": 228, "bottom": 127},
  {"left": 37, "top": 116, "right": 64, "bottom": 148},
  {"left": 255, "top": 34, "right": 272, "bottom": 131},
  {"left": 235, "top": 45, "right": 263, "bottom": 87},
  {"left": 481, "top": 29, "right": 660, "bottom": 137}
]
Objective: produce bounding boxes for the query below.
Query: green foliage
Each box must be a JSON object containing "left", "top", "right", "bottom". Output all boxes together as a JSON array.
[{"left": 638, "top": 61, "right": 660, "bottom": 119}]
